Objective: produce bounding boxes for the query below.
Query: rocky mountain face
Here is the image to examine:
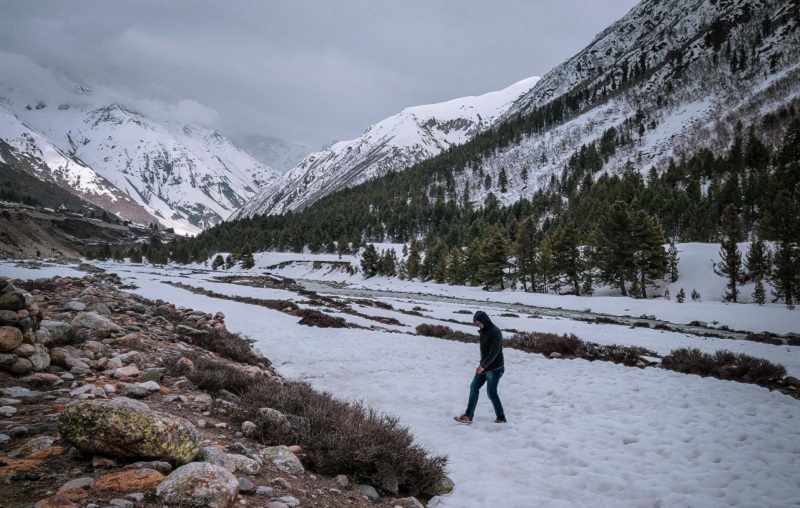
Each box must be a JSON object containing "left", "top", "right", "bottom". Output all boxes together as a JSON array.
[
  {"left": 234, "top": 77, "right": 540, "bottom": 219},
  {"left": 467, "top": 0, "right": 800, "bottom": 207},
  {"left": 0, "top": 86, "right": 280, "bottom": 235}
]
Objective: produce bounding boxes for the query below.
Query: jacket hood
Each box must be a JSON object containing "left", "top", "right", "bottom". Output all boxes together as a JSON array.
[{"left": 473, "top": 310, "right": 494, "bottom": 329}]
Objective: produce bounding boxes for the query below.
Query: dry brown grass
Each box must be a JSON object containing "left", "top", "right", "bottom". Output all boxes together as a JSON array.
[{"left": 163, "top": 353, "right": 448, "bottom": 496}]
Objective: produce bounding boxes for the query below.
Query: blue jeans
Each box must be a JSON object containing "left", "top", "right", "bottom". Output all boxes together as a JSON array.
[{"left": 465, "top": 366, "right": 505, "bottom": 419}]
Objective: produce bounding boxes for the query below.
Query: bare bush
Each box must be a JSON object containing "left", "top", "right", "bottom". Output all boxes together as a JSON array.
[
  {"left": 416, "top": 323, "right": 475, "bottom": 343},
  {"left": 297, "top": 309, "right": 348, "bottom": 328},
  {"left": 178, "top": 321, "right": 264, "bottom": 366},
  {"left": 505, "top": 332, "right": 584, "bottom": 356},
  {"left": 662, "top": 348, "right": 787, "bottom": 386},
  {"left": 163, "top": 353, "right": 448, "bottom": 496}
]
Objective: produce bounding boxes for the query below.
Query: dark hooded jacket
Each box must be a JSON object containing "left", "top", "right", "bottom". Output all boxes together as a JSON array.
[{"left": 473, "top": 311, "right": 504, "bottom": 372}]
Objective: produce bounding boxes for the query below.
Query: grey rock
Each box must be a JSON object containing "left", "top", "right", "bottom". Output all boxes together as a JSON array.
[
  {"left": 334, "top": 475, "right": 349, "bottom": 489},
  {"left": 109, "top": 499, "right": 134, "bottom": 508},
  {"left": 65, "top": 301, "right": 87, "bottom": 312},
  {"left": 129, "top": 460, "right": 173, "bottom": 474},
  {"left": 8, "top": 357, "right": 33, "bottom": 375},
  {"left": 59, "top": 476, "right": 96, "bottom": 491},
  {"left": 0, "top": 310, "right": 19, "bottom": 326},
  {"left": 197, "top": 446, "right": 235, "bottom": 472},
  {"left": 71, "top": 312, "right": 121, "bottom": 339},
  {"left": 356, "top": 484, "right": 380, "bottom": 503},
  {"left": 0, "top": 387, "right": 42, "bottom": 399},
  {"left": 8, "top": 436, "right": 56, "bottom": 457},
  {"left": 118, "top": 383, "right": 149, "bottom": 398},
  {"left": 0, "top": 434, "right": 9, "bottom": 443},
  {"left": 259, "top": 446, "right": 304, "bottom": 474},
  {"left": 0, "top": 406, "right": 17, "bottom": 416},
  {"left": 238, "top": 477, "right": 255, "bottom": 493},
  {"left": 39, "top": 320, "right": 71, "bottom": 342},
  {"left": 255, "top": 486, "right": 275, "bottom": 497},
  {"left": 228, "top": 453, "right": 260, "bottom": 475},
  {"left": 271, "top": 496, "right": 300, "bottom": 507},
  {"left": 156, "top": 462, "right": 239, "bottom": 508},
  {"left": 241, "top": 421, "right": 257, "bottom": 437},
  {"left": 113, "top": 365, "right": 141, "bottom": 378}
]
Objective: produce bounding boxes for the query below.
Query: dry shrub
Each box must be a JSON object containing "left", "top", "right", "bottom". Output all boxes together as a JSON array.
[
  {"left": 499, "top": 312, "right": 519, "bottom": 318},
  {"left": 14, "top": 278, "right": 57, "bottom": 292},
  {"left": 506, "top": 332, "right": 584, "bottom": 356},
  {"left": 163, "top": 353, "right": 448, "bottom": 496},
  {"left": 662, "top": 348, "right": 787, "bottom": 385},
  {"left": 415, "top": 324, "right": 474, "bottom": 343},
  {"left": 415, "top": 324, "right": 453, "bottom": 338},
  {"left": 453, "top": 309, "right": 472, "bottom": 314},
  {"left": 164, "top": 353, "right": 257, "bottom": 395},
  {"left": 297, "top": 309, "right": 348, "bottom": 328},
  {"left": 746, "top": 333, "right": 783, "bottom": 345},
  {"left": 178, "top": 321, "right": 264, "bottom": 366}
]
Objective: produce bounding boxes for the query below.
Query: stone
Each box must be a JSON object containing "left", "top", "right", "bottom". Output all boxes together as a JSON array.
[
  {"left": 12, "top": 343, "right": 35, "bottom": 358},
  {"left": 238, "top": 477, "right": 255, "bottom": 493},
  {"left": 0, "top": 353, "right": 17, "bottom": 369},
  {"left": 119, "top": 383, "right": 149, "bottom": 398},
  {"left": 271, "top": 496, "right": 300, "bottom": 507},
  {"left": 28, "top": 344, "right": 51, "bottom": 371},
  {"left": 109, "top": 499, "right": 134, "bottom": 508},
  {"left": 241, "top": 421, "right": 256, "bottom": 436},
  {"left": 129, "top": 461, "right": 173, "bottom": 475},
  {"left": 71, "top": 312, "right": 121, "bottom": 339},
  {"left": 138, "top": 381, "right": 161, "bottom": 392},
  {"left": 58, "top": 399, "right": 202, "bottom": 465},
  {"left": 0, "top": 405, "right": 16, "bottom": 416},
  {"left": 156, "top": 462, "right": 239, "bottom": 508},
  {"left": 8, "top": 357, "right": 33, "bottom": 375},
  {"left": 228, "top": 453, "right": 260, "bottom": 475},
  {"left": 356, "top": 484, "right": 380, "bottom": 503},
  {"left": 0, "top": 309, "right": 19, "bottom": 326},
  {"left": 428, "top": 474, "right": 455, "bottom": 496},
  {"left": 0, "top": 326, "right": 23, "bottom": 352},
  {"left": 197, "top": 446, "right": 235, "bottom": 472},
  {"left": 35, "top": 328, "right": 52, "bottom": 346},
  {"left": 39, "top": 320, "right": 72, "bottom": 342},
  {"left": 0, "top": 290, "right": 25, "bottom": 311},
  {"left": 65, "top": 301, "right": 87, "bottom": 312},
  {"left": 334, "top": 475, "right": 349, "bottom": 489},
  {"left": 7, "top": 436, "right": 56, "bottom": 457},
  {"left": 113, "top": 365, "right": 141, "bottom": 378},
  {"left": 259, "top": 446, "right": 304, "bottom": 474},
  {"left": 258, "top": 407, "right": 291, "bottom": 431},
  {"left": 255, "top": 486, "right": 275, "bottom": 496},
  {"left": 59, "top": 476, "right": 96, "bottom": 491}
]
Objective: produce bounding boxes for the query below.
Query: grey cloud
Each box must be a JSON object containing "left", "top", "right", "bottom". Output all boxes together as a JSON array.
[{"left": 0, "top": 0, "right": 639, "bottom": 149}]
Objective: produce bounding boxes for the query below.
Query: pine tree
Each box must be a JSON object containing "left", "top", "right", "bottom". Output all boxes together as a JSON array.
[
  {"left": 211, "top": 254, "right": 224, "bottom": 270},
  {"left": 596, "top": 201, "right": 636, "bottom": 296},
  {"left": 631, "top": 211, "right": 668, "bottom": 299},
  {"left": 550, "top": 221, "right": 582, "bottom": 295},
  {"left": 498, "top": 167, "right": 508, "bottom": 193},
  {"left": 405, "top": 240, "right": 422, "bottom": 280},
  {"left": 691, "top": 289, "right": 701, "bottom": 302},
  {"left": 476, "top": 229, "right": 511, "bottom": 290},
  {"left": 239, "top": 246, "right": 255, "bottom": 269},
  {"left": 360, "top": 244, "right": 380, "bottom": 278},
  {"left": 667, "top": 240, "right": 680, "bottom": 283},
  {"left": 538, "top": 237, "right": 555, "bottom": 293},
  {"left": 445, "top": 248, "right": 468, "bottom": 285},
  {"left": 753, "top": 279, "right": 767, "bottom": 306},
  {"left": 224, "top": 255, "right": 234, "bottom": 270},
  {"left": 714, "top": 204, "right": 744, "bottom": 302},
  {"left": 513, "top": 217, "right": 539, "bottom": 292},
  {"left": 676, "top": 288, "right": 686, "bottom": 303}
]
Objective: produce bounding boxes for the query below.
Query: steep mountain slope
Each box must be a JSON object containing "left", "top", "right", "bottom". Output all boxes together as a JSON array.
[
  {"left": 235, "top": 77, "right": 540, "bottom": 218},
  {"left": 0, "top": 106, "right": 158, "bottom": 225},
  {"left": 467, "top": 0, "right": 800, "bottom": 207},
  {"left": 0, "top": 84, "right": 280, "bottom": 235}
]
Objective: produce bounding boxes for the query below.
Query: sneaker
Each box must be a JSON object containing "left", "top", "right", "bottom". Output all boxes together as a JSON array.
[
  {"left": 495, "top": 417, "right": 507, "bottom": 423},
  {"left": 454, "top": 414, "right": 473, "bottom": 424}
]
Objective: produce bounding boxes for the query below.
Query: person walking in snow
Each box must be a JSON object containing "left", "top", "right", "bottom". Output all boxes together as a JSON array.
[{"left": 455, "top": 310, "right": 506, "bottom": 424}]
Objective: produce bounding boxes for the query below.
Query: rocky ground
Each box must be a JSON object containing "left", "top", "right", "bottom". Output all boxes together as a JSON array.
[{"left": 0, "top": 263, "right": 435, "bottom": 508}]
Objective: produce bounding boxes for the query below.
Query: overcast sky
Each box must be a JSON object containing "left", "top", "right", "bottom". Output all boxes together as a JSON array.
[{"left": 0, "top": 1, "right": 639, "bottom": 150}]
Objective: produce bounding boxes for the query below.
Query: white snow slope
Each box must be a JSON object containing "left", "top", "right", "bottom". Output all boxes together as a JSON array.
[
  {"left": 235, "top": 77, "right": 540, "bottom": 218},
  {"left": 4, "top": 242, "right": 799, "bottom": 507}
]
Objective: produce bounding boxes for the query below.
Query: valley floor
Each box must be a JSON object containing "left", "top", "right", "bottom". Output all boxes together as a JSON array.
[{"left": 2, "top": 251, "right": 800, "bottom": 507}]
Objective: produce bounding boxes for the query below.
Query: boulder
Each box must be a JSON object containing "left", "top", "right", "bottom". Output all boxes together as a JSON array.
[
  {"left": 65, "top": 301, "right": 87, "bottom": 312},
  {"left": 39, "top": 320, "right": 72, "bottom": 343},
  {"left": 28, "top": 344, "right": 50, "bottom": 371},
  {"left": 71, "top": 312, "right": 121, "bottom": 339},
  {"left": 0, "top": 326, "right": 23, "bottom": 352},
  {"left": 0, "top": 290, "right": 25, "bottom": 311},
  {"left": 0, "top": 310, "right": 19, "bottom": 326},
  {"left": 259, "top": 445, "right": 304, "bottom": 474},
  {"left": 58, "top": 399, "right": 202, "bottom": 465},
  {"left": 8, "top": 357, "right": 33, "bottom": 375},
  {"left": 156, "top": 462, "right": 239, "bottom": 508}
]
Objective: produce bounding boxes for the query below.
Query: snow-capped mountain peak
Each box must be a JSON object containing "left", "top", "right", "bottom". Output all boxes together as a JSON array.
[{"left": 235, "top": 76, "right": 539, "bottom": 218}]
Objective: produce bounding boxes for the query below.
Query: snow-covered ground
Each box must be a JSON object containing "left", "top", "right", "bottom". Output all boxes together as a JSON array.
[{"left": 2, "top": 243, "right": 799, "bottom": 507}]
